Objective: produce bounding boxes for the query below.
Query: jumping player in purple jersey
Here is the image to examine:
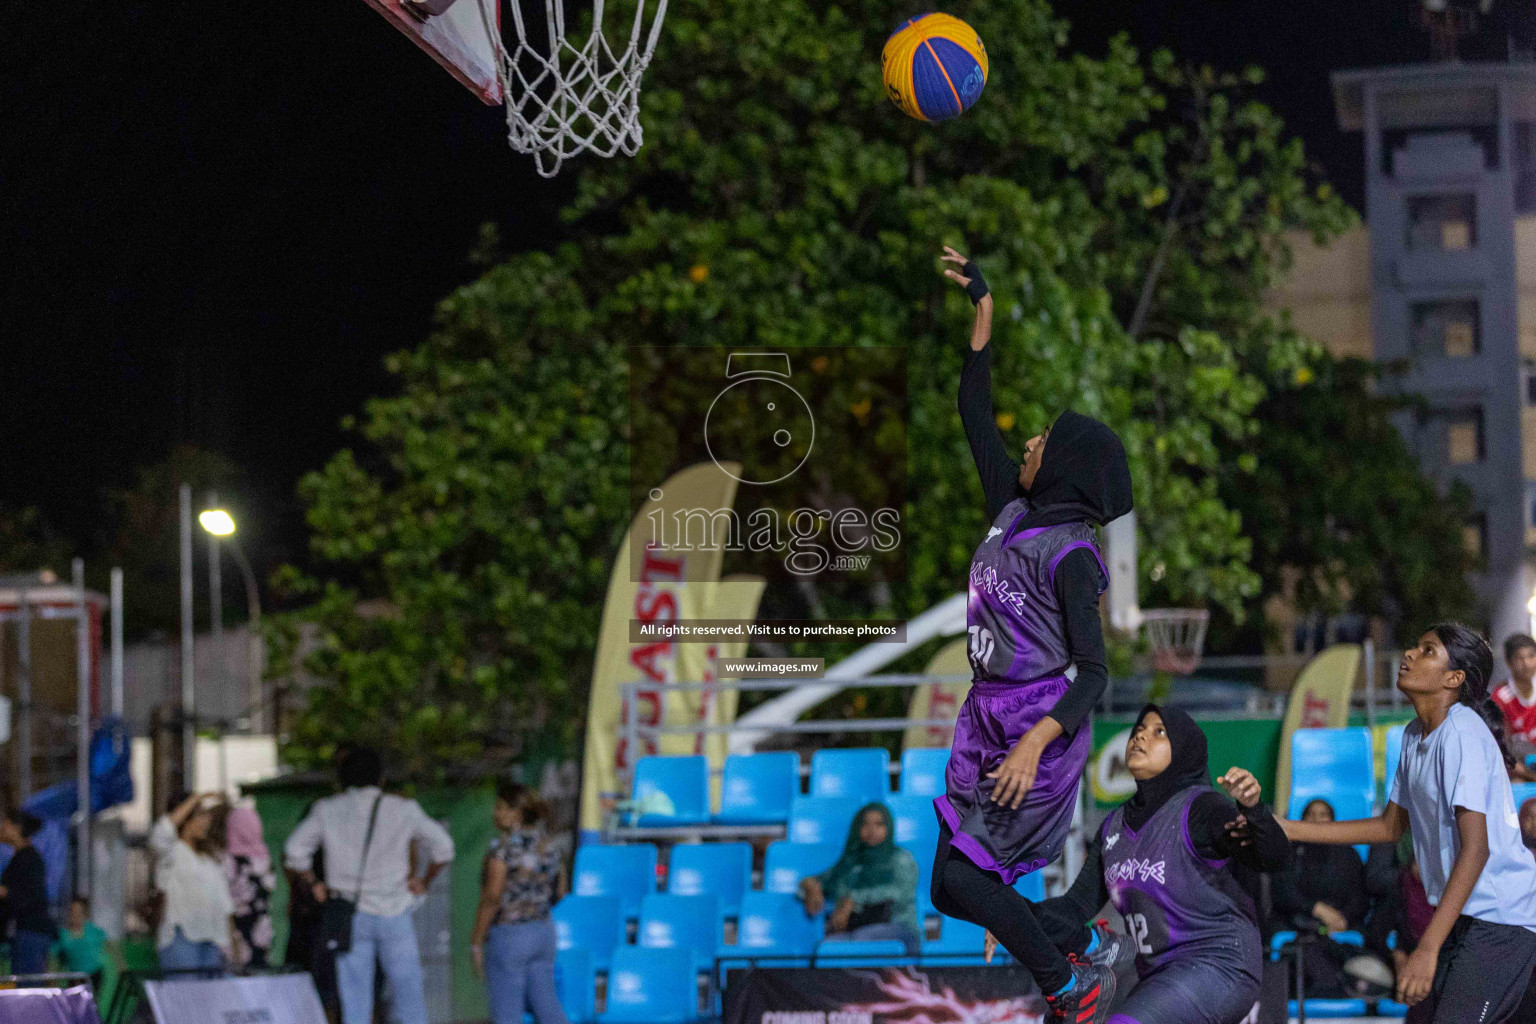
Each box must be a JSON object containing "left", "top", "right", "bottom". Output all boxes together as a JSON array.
[
  {"left": 988, "top": 705, "right": 1291, "bottom": 1024},
  {"left": 1279, "top": 624, "right": 1536, "bottom": 1023},
  {"left": 932, "top": 247, "right": 1133, "bottom": 1024}
]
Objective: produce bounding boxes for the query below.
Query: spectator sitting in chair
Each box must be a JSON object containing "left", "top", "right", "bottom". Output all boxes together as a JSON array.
[
  {"left": 1521, "top": 798, "right": 1536, "bottom": 854},
  {"left": 1272, "top": 799, "right": 1374, "bottom": 998},
  {"left": 799, "top": 804, "right": 920, "bottom": 956}
]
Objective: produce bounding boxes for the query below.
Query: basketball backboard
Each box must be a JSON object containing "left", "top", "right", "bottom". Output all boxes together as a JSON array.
[{"left": 363, "top": 0, "right": 503, "bottom": 105}]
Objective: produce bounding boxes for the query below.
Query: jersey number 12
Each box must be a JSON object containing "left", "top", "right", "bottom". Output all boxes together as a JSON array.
[{"left": 1125, "top": 912, "right": 1154, "bottom": 955}]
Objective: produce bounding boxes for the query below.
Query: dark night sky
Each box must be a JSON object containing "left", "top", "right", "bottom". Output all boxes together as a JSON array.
[{"left": 2, "top": 0, "right": 1522, "bottom": 573}]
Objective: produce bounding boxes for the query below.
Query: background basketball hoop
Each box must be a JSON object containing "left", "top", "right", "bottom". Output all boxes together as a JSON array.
[{"left": 1141, "top": 608, "right": 1210, "bottom": 676}]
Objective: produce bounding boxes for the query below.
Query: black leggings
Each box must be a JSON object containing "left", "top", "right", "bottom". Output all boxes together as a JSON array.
[{"left": 931, "top": 824, "right": 1085, "bottom": 994}]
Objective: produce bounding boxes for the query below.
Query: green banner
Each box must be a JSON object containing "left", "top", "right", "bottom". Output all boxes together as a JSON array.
[{"left": 1089, "top": 717, "right": 1283, "bottom": 808}]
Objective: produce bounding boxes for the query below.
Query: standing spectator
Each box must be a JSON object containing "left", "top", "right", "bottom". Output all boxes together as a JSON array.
[
  {"left": 470, "top": 781, "right": 568, "bottom": 1024},
  {"left": 54, "top": 897, "right": 106, "bottom": 988},
  {"left": 284, "top": 747, "right": 455, "bottom": 1024},
  {"left": 1493, "top": 634, "right": 1536, "bottom": 773},
  {"left": 0, "top": 810, "right": 55, "bottom": 974},
  {"left": 224, "top": 803, "right": 275, "bottom": 968},
  {"left": 151, "top": 792, "right": 234, "bottom": 973},
  {"left": 800, "top": 803, "right": 921, "bottom": 956}
]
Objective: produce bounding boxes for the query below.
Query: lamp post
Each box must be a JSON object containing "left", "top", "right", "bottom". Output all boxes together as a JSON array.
[
  {"left": 198, "top": 508, "right": 263, "bottom": 731},
  {"left": 1527, "top": 586, "right": 1536, "bottom": 639}
]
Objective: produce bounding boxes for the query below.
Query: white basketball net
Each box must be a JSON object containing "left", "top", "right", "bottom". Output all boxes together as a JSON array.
[
  {"left": 1141, "top": 609, "right": 1210, "bottom": 676},
  {"left": 489, "top": 0, "right": 670, "bottom": 177}
]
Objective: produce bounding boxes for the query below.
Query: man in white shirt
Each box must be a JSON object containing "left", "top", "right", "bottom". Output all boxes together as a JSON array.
[{"left": 285, "top": 748, "right": 455, "bottom": 1024}]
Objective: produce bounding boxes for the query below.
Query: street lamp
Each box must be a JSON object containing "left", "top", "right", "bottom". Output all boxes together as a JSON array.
[
  {"left": 1527, "top": 586, "right": 1536, "bottom": 638},
  {"left": 198, "top": 509, "right": 235, "bottom": 536},
  {"left": 198, "top": 507, "right": 265, "bottom": 731}
]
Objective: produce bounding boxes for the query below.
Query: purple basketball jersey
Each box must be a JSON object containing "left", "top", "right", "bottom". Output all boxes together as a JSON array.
[
  {"left": 965, "top": 499, "right": 1106, "bottom": 685},
  {"left": 1100, "top": 787, "right": 1262, "bottom": 983},
  {"left": 935, "top": 506, "right": 1106, "bottom": 882}
]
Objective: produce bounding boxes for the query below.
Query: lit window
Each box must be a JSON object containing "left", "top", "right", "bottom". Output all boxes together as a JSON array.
[
  {"left": 1448, "top": 414, "right": 1483, "bottom": 464},
  {"left": 1406, "top": 194, "right": 1476, "bottom": 252},
  {"left": 1464, "top": 516, "right": 1486, "bottom": 558}
]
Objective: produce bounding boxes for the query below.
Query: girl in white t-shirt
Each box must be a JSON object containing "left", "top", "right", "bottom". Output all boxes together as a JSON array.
[
  {"left": 1280, "top": 623, "right": 1536, "bottom": 1023},
  {"left": 151, "top": 791, "right": 235, "bottom": 972}
]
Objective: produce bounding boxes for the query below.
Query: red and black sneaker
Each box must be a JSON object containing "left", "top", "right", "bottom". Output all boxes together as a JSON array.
[
  {"left": 1042, "top": 954, "right": 1116, "bottom": 1024},
  {"left": 1085, "top": 919, "right": 1131, "bottom": 972}
]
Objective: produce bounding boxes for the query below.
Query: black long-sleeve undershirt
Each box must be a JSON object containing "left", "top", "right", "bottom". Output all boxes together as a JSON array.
[
  {"left": 959, "top": 345, "right": 1022, "bottom": 521},
  {"left": 1039, "top": 798, "right": 1292, "bottom": 928},
  {"left": 958, "top": 343, "right": 1106, "bottom": 737}
]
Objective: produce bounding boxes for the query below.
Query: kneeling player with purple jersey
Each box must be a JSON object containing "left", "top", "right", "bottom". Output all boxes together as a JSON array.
[{"left": 990, "top": 705, "right": 1291, "bottom": 1024}]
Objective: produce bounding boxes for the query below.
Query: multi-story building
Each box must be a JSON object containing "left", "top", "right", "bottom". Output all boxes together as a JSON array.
[{"left": 1271, "top": 61, "right": 1536, "bottom": 645}]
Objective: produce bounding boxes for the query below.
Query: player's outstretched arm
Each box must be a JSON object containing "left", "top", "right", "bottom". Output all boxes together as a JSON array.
[
  {"left": 946, "top": 246, "right": 1018, "bottom": 519},
  {"left": 940, "top": 245, "right": 993, "bottom": 350},
  {"left": 1278, "top": 800, "right": 1408, "bottom": 846}
]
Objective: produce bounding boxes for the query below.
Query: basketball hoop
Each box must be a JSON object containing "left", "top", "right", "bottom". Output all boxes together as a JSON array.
[
  {"left": 488, "top": 0, "right": 670, "bottom": 176},
  {"left": 1141, "top": 609, "right": 1210, "bottom": 676}
]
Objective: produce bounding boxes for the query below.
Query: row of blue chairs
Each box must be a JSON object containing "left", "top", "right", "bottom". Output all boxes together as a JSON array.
[
  {"left": 630, "top": 748, "right": 949, "bottom": 825},
  {"left": 550, "top": 891, "right": 997, "bottom": 1022}
]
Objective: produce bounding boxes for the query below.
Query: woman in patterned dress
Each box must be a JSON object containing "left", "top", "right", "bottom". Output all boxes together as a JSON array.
[
  {"left": 223, "top": 803, "right": 275, "bottom": 968},
  {"left": 471, "top": 781, "right": 569, "bottom": 1024}
]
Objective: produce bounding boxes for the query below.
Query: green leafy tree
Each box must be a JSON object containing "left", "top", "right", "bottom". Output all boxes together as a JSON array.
[
  {"left": 1213, "top": 356, "right": 1480, "bottom": 648},
  {"left": 277, "top": 0, "right": 1453, "bottom": 764}
]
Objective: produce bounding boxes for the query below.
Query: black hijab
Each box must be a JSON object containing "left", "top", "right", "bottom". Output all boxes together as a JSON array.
[
  {"left": 1023, "top": 410, "right": 1134, "bottom": 529},
  {"left": 1122, "top": 703, "right": 1210, "bottom": 832}
]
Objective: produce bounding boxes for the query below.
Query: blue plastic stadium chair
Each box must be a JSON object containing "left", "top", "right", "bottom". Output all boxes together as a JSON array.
[
  {"left": 788, "top": 796, "right": 866, "bottom": 846},
  {"left": 1289, "top": 727, "right": 1376, "bottom": 860},
  {"left": 573, "top": 844, "right": 657, "bottom": 919},
  {"left": 631, "top": 756, "right": 710, "bottom": 826},
  {"left": 716, "top": 752, "right": 801, "bottom": 825},
  {"left": 1013, "top": 871, "right": 1046, "bottom": 902},
  {"left": 1269, "top": 930, "right": 1363, "bottom": 962},
  {"left": 1512, "top": 782, "right": 1536, "bottom": 815},
  {"left": 553, "top": 896, "right": 626, "bottom": 972},
  {"left": 763, "top": 841, "right": 840, "bottom": 894},
  {"left": 1377, "top": 999, "right": 1409, "bottom": 1017},
  {"left": 554, "top": 947, "right": 596, "bottom": 1024},
  {"left": 601, "top": 946, "right": 698, "bottom": 1024},
  {"left": 1383, "top": 724, "right": 1406, "bottom": 799},
  {"left": 668, "top": 842, "right": 753, "bottom": 918},
  {"left": 810, "top": 748, "right": 891, "bottom": 801},
  {"left": 886, "top": 794, "right": 940, "bottom": 852},
  {"left": 813, "top": 939, "right": 912, "bottom": 967},
  {"left": 732, "top": 891, "right": 822, "bottom": 957},
  {"left": 1286, "top": 1000, "right": 1368, "bottom": 1018},
  {"left": 638, "top": 893, "right": 722, "bottom": 974},
  {"left": 915, "top": 914, "right": 989, "bottom": 964},
  {"left": 899, "top": 749, "right": 950, "bottom": 796},
  {"left": 1288, "top": 728, "right": 1375, "bottom": 820}
]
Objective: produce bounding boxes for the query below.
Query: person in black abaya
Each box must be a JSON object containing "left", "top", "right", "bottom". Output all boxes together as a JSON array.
[{"left": 1272, "top": 799, "right": 1375, "bottom": 998}]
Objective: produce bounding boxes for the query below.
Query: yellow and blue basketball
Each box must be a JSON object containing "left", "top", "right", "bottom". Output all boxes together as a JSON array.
[{"left": 881, "top": 13, "right": 988, "bottom": 122}]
